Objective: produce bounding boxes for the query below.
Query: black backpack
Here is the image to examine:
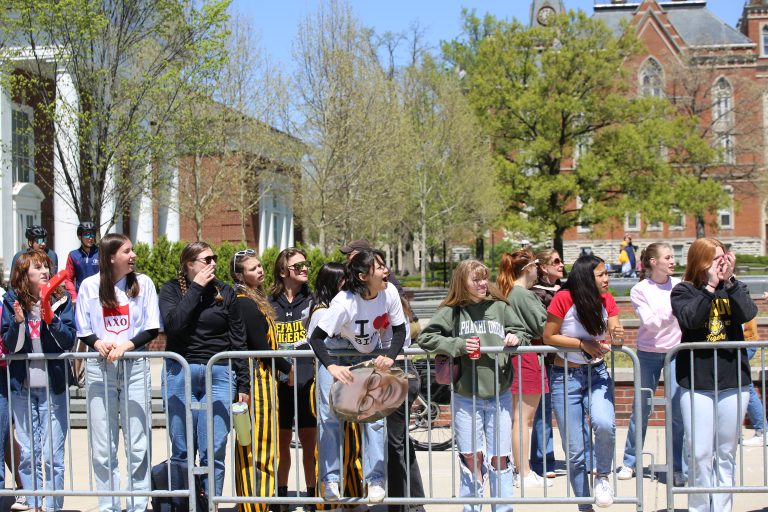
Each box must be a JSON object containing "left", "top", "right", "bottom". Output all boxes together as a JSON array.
[{"left": 151, "top": 459, "right": 208, "bottom": 512}]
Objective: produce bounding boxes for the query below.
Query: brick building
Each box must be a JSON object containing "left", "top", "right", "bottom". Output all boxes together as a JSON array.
[{"left": 531, "top": 1, "right": 768, "bottom": 263}]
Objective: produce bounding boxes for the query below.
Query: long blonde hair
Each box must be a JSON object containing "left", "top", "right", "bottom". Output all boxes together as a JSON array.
[{"left": 442, "top": 259, "right": 509, "bottom": 308}]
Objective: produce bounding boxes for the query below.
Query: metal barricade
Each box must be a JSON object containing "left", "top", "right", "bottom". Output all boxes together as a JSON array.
[
  {"left": 207, "top": 344, "right": 645, "bottom": 511},
  {"left": 0, "top": 351, "right": 199, "bottom": 511},
  {"left": 664, "top": 341, "right": 768, "bottom": 512}
]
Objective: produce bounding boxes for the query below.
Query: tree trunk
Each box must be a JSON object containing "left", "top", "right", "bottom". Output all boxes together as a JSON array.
[
  {"left": 553, "top": 226, "right": 565, "bottom": 261},
  {"left": 696, "top": 215, "right": 706, "bottom": 239}
]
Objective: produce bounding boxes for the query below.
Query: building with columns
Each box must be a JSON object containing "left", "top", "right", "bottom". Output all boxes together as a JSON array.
[
  {"left": 529, "top": 0, "right": 768, "bottom": 263},
  {"left": 0, "top": 59, "right": 296, "bottom": 282}
]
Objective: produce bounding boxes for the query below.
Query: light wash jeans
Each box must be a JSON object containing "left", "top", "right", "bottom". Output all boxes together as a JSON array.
[
  {"left": 316, "top": 348, "right": 385, "bottom": 489},
  {"left": 86, "top": 357, "right": 151, "bottom": 512},
  {"left": 551, "top": 362, "right": 615, "bottom": 512},
  {"left": 0, "top": 369, "right": 10, "bottom": 491},
  {"left": 11, "top": 385, "right": 68, "bottom": 510},
  {"left": 746, "top": 347, "right": 765, "bottom": 434},
  {"left": 164, "top": 360, "right": 235, "bottom": 497},
  {"left": 681, "top": 387, "right": 748, "bottom": 512},
  {"left": 454, "top": 391, "right": 514, "bottom": 512},
  {"left": 622, "top": 351, "right": 684, "bottom": 473}
]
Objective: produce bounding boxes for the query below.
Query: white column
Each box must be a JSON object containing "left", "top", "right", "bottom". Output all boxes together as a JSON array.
[
  {"left": 157, "top": 163, "right": 180, "bottom": 241},
  {"left": 53, "top": 66, "right": 81, "bottom": 259},
  {"left": 0, "top": 82, "right": 14, "bottom": 281},
  {"left": 259, "top": 190, "right": 269, "bottom": 253},
  {"left": 130, "top": 164, "right": 154, "bottom": 247},
  {"left": 287, "top": 208, "right": 294, "bottom": 248}
]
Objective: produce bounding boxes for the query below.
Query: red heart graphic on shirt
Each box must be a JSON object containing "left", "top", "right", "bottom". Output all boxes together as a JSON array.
[{"left": 373, "top": 313, "right": 390, "bottom": 330}]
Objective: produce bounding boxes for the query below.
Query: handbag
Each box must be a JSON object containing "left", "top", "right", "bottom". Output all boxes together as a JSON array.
[{"left": 434, "top": 307, "right": 462, "bottom": 385}]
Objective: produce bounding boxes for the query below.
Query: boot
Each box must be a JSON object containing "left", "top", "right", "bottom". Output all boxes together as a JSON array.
[
  {"left": 304, "top": 487, "right": 316, "bottom": 512},
  {"left": 271, "top": 485, "right": 289, "bottom": 512},
  {"left": 488, "top": 467, "right": 514, "bottom": 512}
]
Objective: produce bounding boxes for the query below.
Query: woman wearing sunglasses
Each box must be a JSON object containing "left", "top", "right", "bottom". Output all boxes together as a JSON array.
[
  {"left": 159, "top": 242, "right": 250, "bottom": 501},
  {"left": 231, "top": 249, "right": 291, "bottom": 511},
  {"left": 309, "top": 249, "right": 406, "bottom": 504},
  {"left": 269, "top": 247, "right": 317, "bottom": 508}
]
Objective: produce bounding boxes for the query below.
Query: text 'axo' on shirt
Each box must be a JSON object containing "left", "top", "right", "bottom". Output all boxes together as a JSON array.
[{"left": 547, "top": 290, "right": 619, "bottom": 365}]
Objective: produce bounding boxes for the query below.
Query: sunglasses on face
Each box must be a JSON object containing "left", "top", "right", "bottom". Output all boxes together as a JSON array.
[
  {"left": 233, "top": 249, "right": 257, "bottom": 274},
  {"left": 549, "top": 258, "right": 563, "bottom": 265},
  {"left": 82, "top": 233, "right": 96, "bottom": 239},
  {"left": 288, "top": 261, "right": 311, "bottom": 272},
  {"left": 34, "top": 238, "right": 47, "bottom": 245},
  {"left": 196, "top": 255, "right": 218, "bottom": 264}
]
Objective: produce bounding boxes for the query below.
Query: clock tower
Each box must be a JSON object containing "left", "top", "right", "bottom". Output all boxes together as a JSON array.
[{"left": 530, "top": 0, "right": 565, "bottom": 27}]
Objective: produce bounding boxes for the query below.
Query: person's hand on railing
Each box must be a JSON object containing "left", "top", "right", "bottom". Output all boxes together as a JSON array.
[
  {"left": 579, "top": 339, "right": 608, "bottom": 360},
  {"left": 611, "top": 325, "right": 625, "bottom": 347},
  {"left": 107, "top": 341, "right": 135, "bottom": 362},
  {"left": 503, "top": 333, "right": 520, "bottom": 347},
  {"left": 373, "top": 355, "right": 394, "bottom": 371},
  {"left": 328, "top": 364, "right": 353, "bottom": 384},
  {"left": 94, "top": 339, "right": 116, "bottom": 358}
]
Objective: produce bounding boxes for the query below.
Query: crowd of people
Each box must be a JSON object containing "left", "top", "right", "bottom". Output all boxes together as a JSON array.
[{"left": 0, "top": 225, "right": 764, "bottom": 512}]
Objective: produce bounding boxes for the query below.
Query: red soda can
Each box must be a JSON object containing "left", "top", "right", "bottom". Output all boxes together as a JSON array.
[{"left": 468, "top": 336, "right": 481, "bottom": 359}]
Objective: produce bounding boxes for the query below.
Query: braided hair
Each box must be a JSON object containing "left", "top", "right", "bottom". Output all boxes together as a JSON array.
[{"left": 178, "top": 242, "right": 223, "bottom": 304}]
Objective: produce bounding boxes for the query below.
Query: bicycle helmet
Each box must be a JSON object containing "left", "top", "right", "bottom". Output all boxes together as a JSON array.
[
  {"left": 77, "top": 221, "right": 97, "bottom": 236},
  {"left": 25, "top": 225, "right": 48, "bottom": 240}
]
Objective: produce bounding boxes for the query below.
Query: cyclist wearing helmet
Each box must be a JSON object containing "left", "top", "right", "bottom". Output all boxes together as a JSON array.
[
  {"left": 10, "top": 225, "right": 58, "bottom": 275},
  {"left": 64, "top": 221, "right": 99, "bottom": 303}
]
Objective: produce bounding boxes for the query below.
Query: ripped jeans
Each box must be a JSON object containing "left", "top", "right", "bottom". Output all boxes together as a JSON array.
[{"left": 454, "top": 391, "right": 514, "bottom": 512}]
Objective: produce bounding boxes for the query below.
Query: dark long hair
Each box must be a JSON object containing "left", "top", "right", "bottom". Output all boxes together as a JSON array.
[
  {"left": 99, "top": 234, "right": 139, "bottom": 308},
  {"left": 313, "top": 262, "right": 346, "bottom": 307},
  {"left": 345, "top": 249, "right": 386, "bottom": 296},
  {"left": 178, "top": 241, "right": 222, "bottom": 303},
  {"left": 270, "top": 247, "right": 310, "bottom": 300},
  {"left": 563, "top": 255, "right": 606, "bottom": 337}
]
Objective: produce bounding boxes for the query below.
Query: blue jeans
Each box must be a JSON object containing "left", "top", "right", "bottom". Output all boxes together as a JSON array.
[
  {"left": 746, "top": 347, "right": 765, "bottom": 434},
  {"left": 86, "top": 358, "right": 151, "bottom": 512},
  {"left": 0, "top": 369, "right": 8, "bottom": 491},
  {"left": 551, "top": 362, "right": 615, "bottom": 512},
  {"left": 454, "top": 391, "right": 514, "bottom": 512},
  {"left": 530, "top": 365, "right": 555, "bottom": 475},
  {"left": 622, "top": 351, "right": 684, "bottom": 473},
  {"left": 12, "top": 385, "right": 68, "bottom": 510},
  {"left": 316, "top": 356, "right": 385, "bottom": 488},
  {"left": 164, "top": 360, "right": 235, "bottom": 497}
]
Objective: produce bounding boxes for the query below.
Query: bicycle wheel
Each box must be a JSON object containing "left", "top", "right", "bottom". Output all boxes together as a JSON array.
[{"left": 409, "top": 393, "right": 453, "bottom": 451}]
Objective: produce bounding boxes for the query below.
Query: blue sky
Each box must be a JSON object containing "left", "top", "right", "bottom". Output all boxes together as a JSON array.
[{"left": 229, "top": 1, "right": 740, "bottom": 66}]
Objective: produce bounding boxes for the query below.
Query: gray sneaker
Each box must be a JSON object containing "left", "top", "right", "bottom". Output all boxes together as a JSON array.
[{"left": 11, "top": 496, "right": 30, "bottom": 511}]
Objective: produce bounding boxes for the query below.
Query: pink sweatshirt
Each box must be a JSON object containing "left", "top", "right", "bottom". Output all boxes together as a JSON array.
[{"left": 630, "top": 276, "right": 682, "bottom": 352}]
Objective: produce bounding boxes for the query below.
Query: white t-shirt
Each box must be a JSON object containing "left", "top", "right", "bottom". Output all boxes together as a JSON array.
[
  {"left": 75, "top": 273, "right": 160, "bottom": 347},
  {"left": 317, "top": 282, "right": 406, "bottom": 354}
]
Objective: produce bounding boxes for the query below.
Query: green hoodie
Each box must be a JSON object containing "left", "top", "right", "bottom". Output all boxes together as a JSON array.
[{"left": 417, "top": 299, "right": 530, "bottom": 399}]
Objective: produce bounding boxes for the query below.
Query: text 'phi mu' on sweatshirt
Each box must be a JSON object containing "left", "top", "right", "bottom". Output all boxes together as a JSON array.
[
  {"left": 417, "top": 299, "right": 530, "bottom": 399},
  {"left": 670, "top": 278, "right": 757, "bottom": 391}
]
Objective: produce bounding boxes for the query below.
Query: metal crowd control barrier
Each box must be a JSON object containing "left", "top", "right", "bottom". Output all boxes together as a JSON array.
[
  {"left": 664, "top": 341, "right": 768, "bottom": 512},
  {"left": 0, "top": 352, "right": 200, "bottom": 511},
  {"left": 208, "top": 344, "right": 645, "bottom": 511}
]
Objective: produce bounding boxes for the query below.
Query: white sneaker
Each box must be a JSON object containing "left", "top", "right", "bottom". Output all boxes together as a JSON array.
[
  {"left": 593, "top": 476, "right": 614, "bottom": 508},
  {"left": 516, "top": 471, "right": 553, "bottom": 488},
  {"left": 322, "top": 481, "right": 341, "bottom": 501},
  {"left": 616, "top": 466, "right": 634, "bottom": 480},
  {"left": 11, "top": 496, "right": 30, "bottom": 511},
  {"left": 673, "top": 471, "right": 687, "bottom": 487},
  {"left": 743, "top": 434, "right": 766, "bottom": 447},
  {"left": 368, "top": 483, "right": 386, "bottom": 503}
]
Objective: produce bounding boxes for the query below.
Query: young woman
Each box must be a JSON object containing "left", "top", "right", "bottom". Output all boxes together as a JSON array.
[
  {"left": 269, "top": 248, "right": 316, "bottom": 505},
  {"left": 231, "top": 250, "right": 291, "bottom": 512},
  {"left": 618, "top": 243, "right": 685, "bottom": 486},
  {"left": 159, "top": 242, "right": 250, "bottom": 500},
  {"left": 75, "top": 233, "right": 159, "bottom": 512},
  {"left": 418, "top": 259, "right": 528, "bottom": 512},
  {"left": 1, "top": 250, "right": 76, "bottom": 511},
  {"left": 544, "top": 255, "right": 623, "bottom": 511},
  {"left": 529, "top": 249, "right": 565, "bottom": 479},
  {"left": 308, "top": 250, "right": 406, "bottom": 504},
  {"left": 671, "top": 238, "right": 756, "bottom": 512},
  {"left": 496, "top": 250, "right": 552, "bottom": 489}
]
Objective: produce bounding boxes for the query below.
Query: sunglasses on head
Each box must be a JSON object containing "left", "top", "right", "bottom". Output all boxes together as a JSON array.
[
  {"left": 196, "top": 254, "right": 218, "bottom": 264},
  {"left": 288, "top": 261, "right": 311, "bottom": 272},
  {"left": 233, "top": 249, "right": 257, "bottom": 274}
]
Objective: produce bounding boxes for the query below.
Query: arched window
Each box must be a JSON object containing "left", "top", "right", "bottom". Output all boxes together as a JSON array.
[
  {"left": 639, "top": 58, "right": 664, "bottom": 98},
  {"left": 713, "top": 77, "right": 735, "bottom": 164},
  {"left": 762, "top": 25, "right": 768, "bottom": 56}
]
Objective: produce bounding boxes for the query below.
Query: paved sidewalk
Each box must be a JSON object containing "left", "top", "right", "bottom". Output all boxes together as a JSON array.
[{"left": 21, "top": 424, "right": 768, "bottom": 512}]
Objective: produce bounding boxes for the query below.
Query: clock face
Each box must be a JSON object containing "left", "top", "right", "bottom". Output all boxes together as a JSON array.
[{"left": 538, "top": 6, "right": 556, "bottom": 26}]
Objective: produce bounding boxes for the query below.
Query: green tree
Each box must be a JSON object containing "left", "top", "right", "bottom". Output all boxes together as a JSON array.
[
  {"left": 0, "top": 0, "right": 231, "bottom": 232},
  {"left": 445, "top": 11, "right": 721, "bottom": 254}
]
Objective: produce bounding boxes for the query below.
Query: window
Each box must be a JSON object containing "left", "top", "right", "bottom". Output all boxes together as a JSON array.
[
  {"left": 576, "top": 196, "right": 591, "bottom": 233},
  {"left": 763, "top": 25, "right": 768, "bottom": 57},
  {"left": 713, "top": 78, "right": 735, "bottom": 164},
  {"left": 670, "top": 209, "right": 685, "bottom": 230},
  {"left": 11, "top": 105, "right": 34, "bottom": 184},
  {"left": 646, "top": 220, "right": 662, "bottom": 231},
  {"left": 639, "top": 58, "right": 664, "bottom": 98},
  {"left": 719, "top": 186, "right": 734, "bottom": 229},
  {"left": 673, "top": 244, "right": 684, "bottom": 262},
  {"left": 625, "top": 212, "right": 640, "bottom": 231}
]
